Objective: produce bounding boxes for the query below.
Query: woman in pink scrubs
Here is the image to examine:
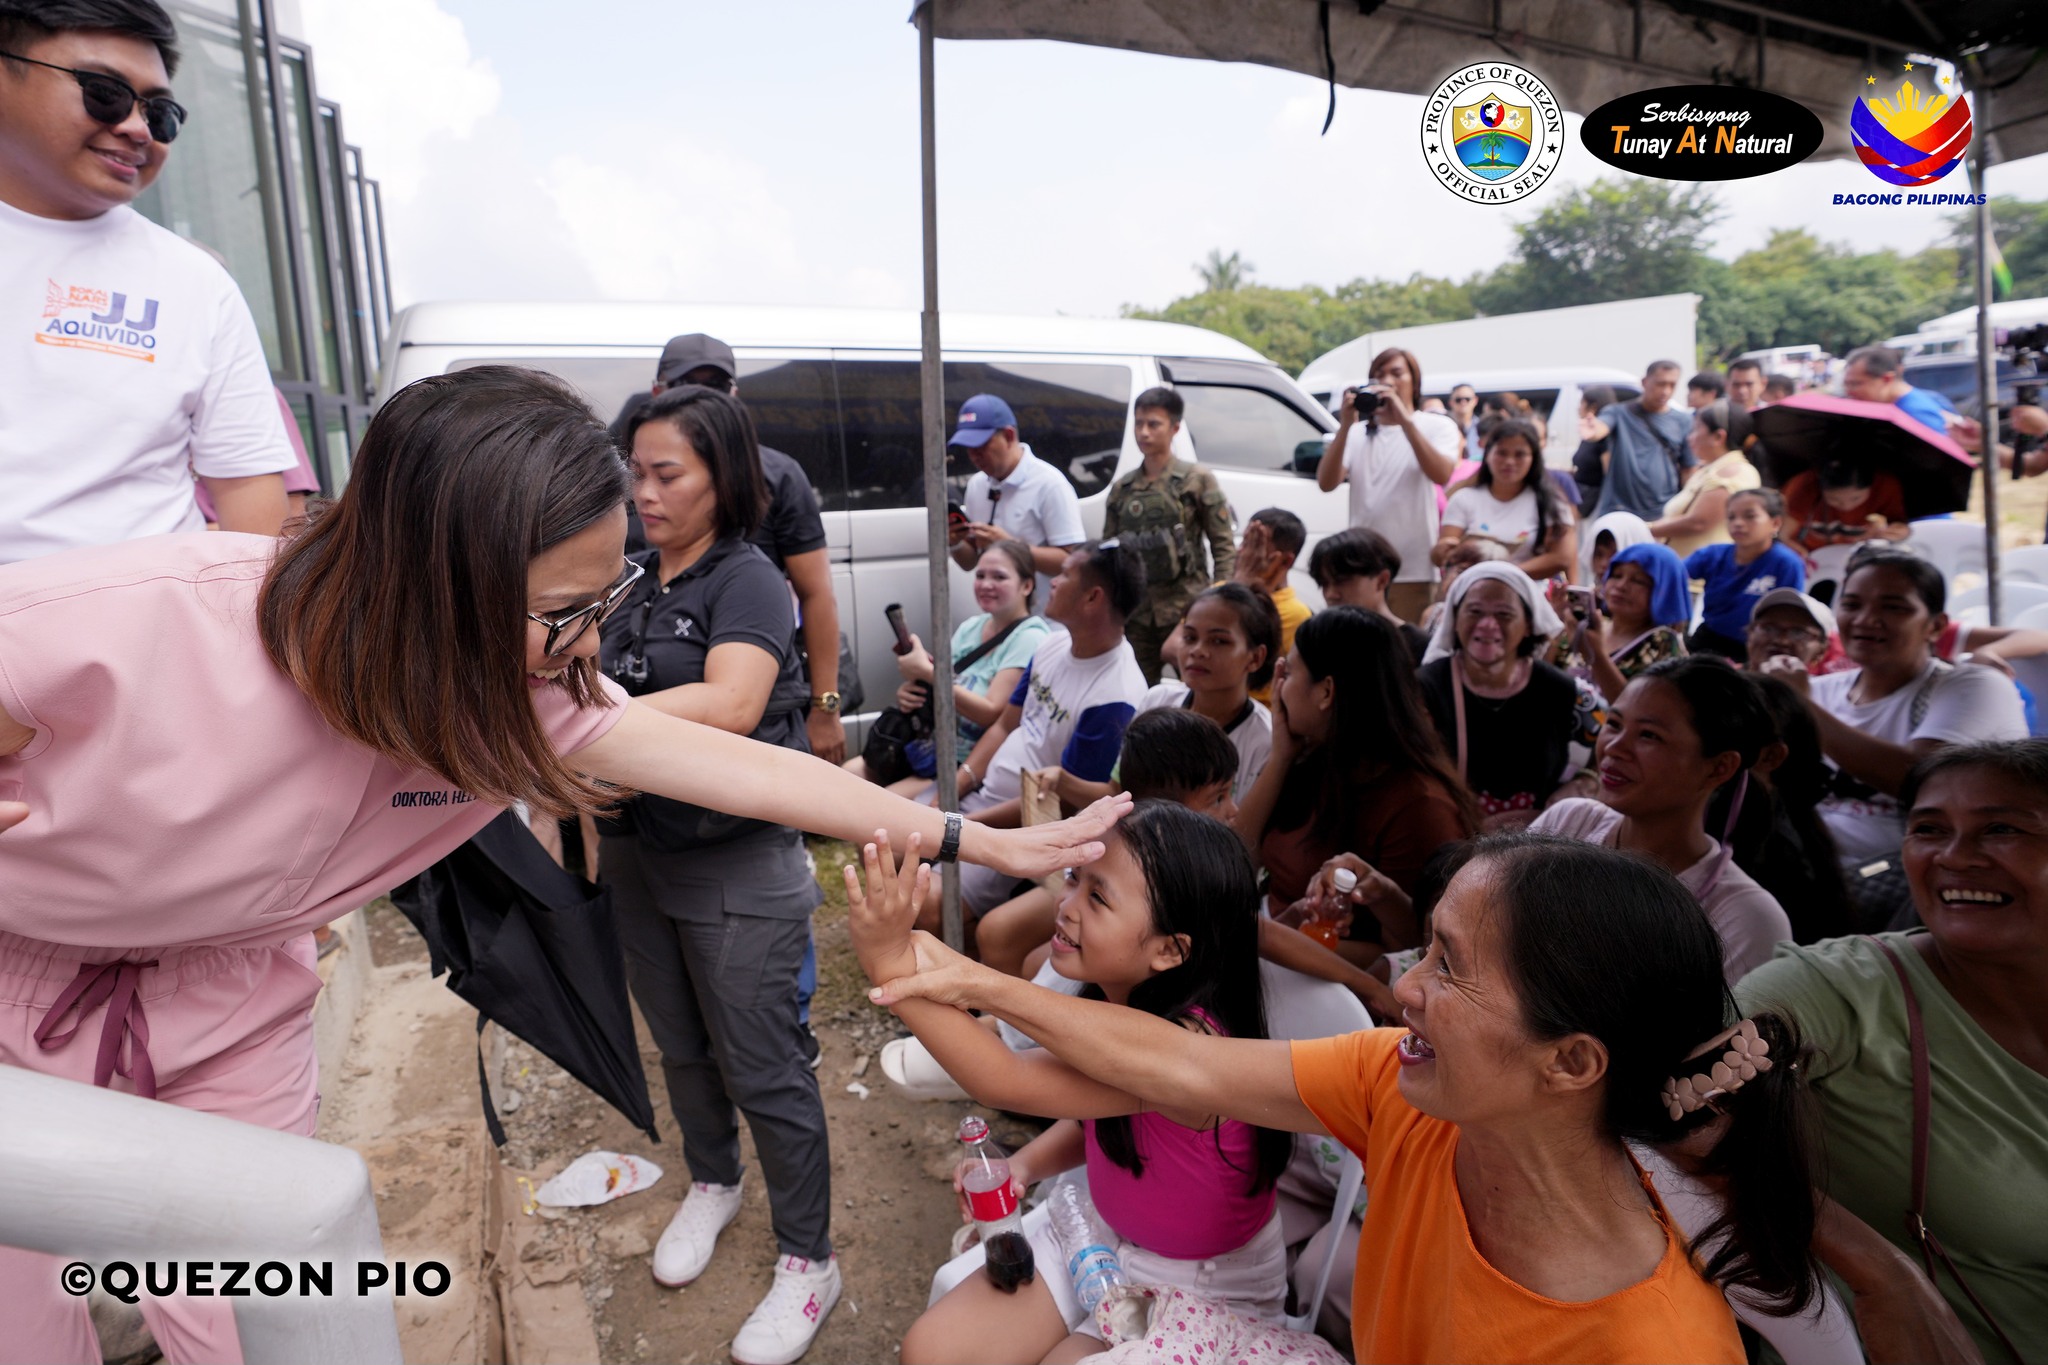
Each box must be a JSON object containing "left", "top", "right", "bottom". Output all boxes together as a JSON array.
[{"left": 0, "top": 366, "right": 1124, "bottom": 1364}]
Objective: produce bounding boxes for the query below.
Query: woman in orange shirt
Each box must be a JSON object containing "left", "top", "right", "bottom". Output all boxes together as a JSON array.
[{"left": 853, "top": 832, "right": 1818, "bottom": 1363}]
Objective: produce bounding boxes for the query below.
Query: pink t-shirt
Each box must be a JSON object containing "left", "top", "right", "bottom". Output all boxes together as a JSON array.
[
  {"left": 1084, "top": 1012, "right": 1276, "bottom": 1260},
  {"left": 0, "top": 533, "right": 628, "bottom": 950}
]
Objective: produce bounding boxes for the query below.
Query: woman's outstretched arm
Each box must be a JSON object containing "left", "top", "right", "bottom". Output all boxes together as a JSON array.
[
  {"left": 846, "top": 833, "right": 1326, "bottom": 1137},
  {"left": 577, "top": 699, "right": 1130, "bottom": 881}
]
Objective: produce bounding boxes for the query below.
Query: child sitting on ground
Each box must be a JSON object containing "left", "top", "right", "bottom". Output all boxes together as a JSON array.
[{"left": 847, "top": 805, "right": 1295, "bottom": 1365}]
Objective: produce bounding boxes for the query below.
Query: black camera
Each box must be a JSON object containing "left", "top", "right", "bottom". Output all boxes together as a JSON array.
[{"left": 1347, "top": 385, "right": 1382, "bottom": 419}]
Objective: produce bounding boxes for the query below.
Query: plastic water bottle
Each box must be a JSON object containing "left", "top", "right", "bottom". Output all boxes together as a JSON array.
[
  {"left": 957, "top": 1117, "right": 1035, "bottom": 1292},
  {"left": 1295, "top": 867, "right": 1358, "bottom": 949},
  {"left": 1046, "top": 1183, "right": 1147, "bottom": 1342}
]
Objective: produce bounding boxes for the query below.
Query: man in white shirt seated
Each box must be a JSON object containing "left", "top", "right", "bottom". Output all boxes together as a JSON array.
[
  {"left": 930, "top": 540, "right": 1149, "bottom": 924},
  {"left": 946, "top": 393, "right": 1085, "bottom": 610},
  {"left": 0, "top": 0, "right": 295, "bottom": 565}
]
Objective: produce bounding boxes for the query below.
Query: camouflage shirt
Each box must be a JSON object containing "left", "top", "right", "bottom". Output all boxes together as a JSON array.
[{"left": 1103, "top": 458, "right": 1236, "bottom": 627}]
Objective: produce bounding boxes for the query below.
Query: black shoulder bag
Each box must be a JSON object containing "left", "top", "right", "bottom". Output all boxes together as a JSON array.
[{"left": 860, "top": 617, "right": 1028, "bottom": 785}]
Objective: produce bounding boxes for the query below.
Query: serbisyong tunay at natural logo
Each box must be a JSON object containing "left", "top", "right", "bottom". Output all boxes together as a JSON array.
[
  {"left": 1420, "top": 61, "right": 1565, "bottom": 205},
  {"left": 1580, "top": 85, "right": 1822, "bottom": 181}
]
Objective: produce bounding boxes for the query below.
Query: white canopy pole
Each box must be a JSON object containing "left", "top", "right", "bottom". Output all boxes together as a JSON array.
[{"left": 917, "top": 0, "right": 963, "bottom": 948}]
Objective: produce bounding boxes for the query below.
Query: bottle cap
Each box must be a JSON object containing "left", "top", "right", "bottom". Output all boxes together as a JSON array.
[
  {"left": 1332, "top": 869, "right": 1358, "bottom": 893},
  {"left": 957, "top": 1115, "right": 990, "bottom": 1144}
]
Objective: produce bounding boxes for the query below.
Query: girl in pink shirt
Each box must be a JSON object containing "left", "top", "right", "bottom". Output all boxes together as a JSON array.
[
  {"left": 0, "top": 366, "right": 1123, "bottom": 1365},
  {"left": 842, "top": 802, "right": 1291, "bottom": 1364}
]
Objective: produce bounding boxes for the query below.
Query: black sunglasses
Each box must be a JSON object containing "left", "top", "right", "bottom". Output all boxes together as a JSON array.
[
  {"left": 1, "top": 52, "right": 187, "bottom": 143},
  {"left": 528, "top": 559, "right": 645, "bottom": 659}
]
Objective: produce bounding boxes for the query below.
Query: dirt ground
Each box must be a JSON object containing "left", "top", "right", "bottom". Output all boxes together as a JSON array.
[{"left": 347, "top": 839, "right": 1041, "bottom": 1365}]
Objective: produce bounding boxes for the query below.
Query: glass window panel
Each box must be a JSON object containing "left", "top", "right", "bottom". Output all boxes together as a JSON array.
[
  {"left": 1174, "top": 384, "right": 1327, "bottom": 476},
  {"left": 834, "top": 360, "right": 1132, "bottom": 511},
  {"left": 130, "top": 15, "right": 293, "bottom": 374},
  {"left": 279, "top": 53, "right": 340, "bottom": 391}
]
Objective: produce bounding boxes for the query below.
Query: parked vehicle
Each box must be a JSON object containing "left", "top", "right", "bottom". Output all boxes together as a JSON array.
[
  {"left": 379, "top": 303, "right": 1340, "bottom": 729},
  {"left": 1412, "top": 366, "right": 1641, "bottom": 467}
]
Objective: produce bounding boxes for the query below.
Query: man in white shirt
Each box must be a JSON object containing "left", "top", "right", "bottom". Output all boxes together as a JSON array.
[
  {"left": 1312, "top": 348, "right": 1461, "bottom": 624},
  {"left": 946, "top": 392, "right": 1084, "bottom": 608},
  {"left": 0, "top": 1, "right": 293, "bottom": 565}
]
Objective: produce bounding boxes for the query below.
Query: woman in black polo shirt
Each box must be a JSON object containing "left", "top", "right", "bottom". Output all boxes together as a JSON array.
[{"left": 598, "top": 385, "right": 837, "bottom": 1362}]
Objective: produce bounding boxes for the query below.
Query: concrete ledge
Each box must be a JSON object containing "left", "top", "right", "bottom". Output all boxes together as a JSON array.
[{"left": 314, "top": 907, "right": 374, "bottom": 1095}]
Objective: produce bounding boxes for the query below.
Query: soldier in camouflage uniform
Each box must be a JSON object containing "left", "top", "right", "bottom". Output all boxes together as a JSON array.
[{"left": 1104, "top": 387, "right": 1236, "bottom": 682}]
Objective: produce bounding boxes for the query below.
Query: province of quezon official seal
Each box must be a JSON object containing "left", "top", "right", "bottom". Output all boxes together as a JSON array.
[{"left": 1421, "top": 61, "right": 1565, "bottom": 203}]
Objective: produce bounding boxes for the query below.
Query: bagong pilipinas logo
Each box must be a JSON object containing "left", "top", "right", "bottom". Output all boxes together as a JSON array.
[
  {"left": 1421, "top": 62, "right": 1565, "bottom": 204},
  {"left": 1853, "top": 74, "right": 1970, "bottom": 187}
]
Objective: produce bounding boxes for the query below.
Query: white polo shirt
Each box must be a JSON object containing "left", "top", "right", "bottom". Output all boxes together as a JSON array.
[
  {"left": 1, "top": 197, "right": 294, "bottom": 564},
  {"left": 962, "top": 443, "right": 1085, "bottom": 606}
]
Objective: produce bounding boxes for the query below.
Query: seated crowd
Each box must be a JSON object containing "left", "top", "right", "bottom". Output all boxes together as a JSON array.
[{"left": 838, "top": 373, "right": 2041, "bottom": 1364}]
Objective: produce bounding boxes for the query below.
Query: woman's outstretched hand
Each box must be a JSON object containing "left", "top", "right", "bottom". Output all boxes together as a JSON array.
[
  {"left": 867, "top": 929, "right": 995, "bottom": 1014},
  {"left": 845, "top": 830, "right": 930, "bottom": 988},
  {"left": 979, "top": 791, "right": 1132, "bottom": 880},
  {"left": 0, "top": 802, "right": 26, "bottom": 835}
]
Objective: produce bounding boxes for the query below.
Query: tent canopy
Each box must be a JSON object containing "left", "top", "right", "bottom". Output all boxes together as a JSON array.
[{"left": 927, "top": 0, "right": 2045, "bottom": 165}]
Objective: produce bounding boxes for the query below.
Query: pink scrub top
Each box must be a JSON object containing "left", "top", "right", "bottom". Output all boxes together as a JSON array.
[{"left": 0, "top": 533, "right": 629, "bottom": 951}]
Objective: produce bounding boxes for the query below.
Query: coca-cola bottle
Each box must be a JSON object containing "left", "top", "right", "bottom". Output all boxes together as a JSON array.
[{"left": 957, "top": 1116, "right": 1035, "bottom": 1293}]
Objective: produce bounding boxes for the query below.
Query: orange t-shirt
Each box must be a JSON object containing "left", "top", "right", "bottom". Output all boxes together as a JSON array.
[{"left": 1290, "top": 1029, "right": 1745, "bottom": 1364}]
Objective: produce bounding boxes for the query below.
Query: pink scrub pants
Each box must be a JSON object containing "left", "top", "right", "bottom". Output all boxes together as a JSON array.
[{"left": 0, "top": 930, "right": 323, "bottom": 1365}]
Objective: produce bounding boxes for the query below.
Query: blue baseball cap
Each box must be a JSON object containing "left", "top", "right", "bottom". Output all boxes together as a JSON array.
[{"left": 949, "top": 394, "right": 1017, "bottom": 448}]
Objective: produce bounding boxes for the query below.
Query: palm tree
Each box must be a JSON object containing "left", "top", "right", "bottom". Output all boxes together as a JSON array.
[
  {"left": 1197, "top": 249, "right": 1254, "bottom": 293},
  {"left": 1481, "top": 132, "right": 1505, "bottom": 167}
]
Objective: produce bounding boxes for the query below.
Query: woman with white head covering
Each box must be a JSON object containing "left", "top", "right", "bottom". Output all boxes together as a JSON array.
[
  {"left": 1579, "top": 510, "right": 1654, "bottom": 587},
  {"left": 1416, "top": 563, "right": 1605, "bottom": 827}
]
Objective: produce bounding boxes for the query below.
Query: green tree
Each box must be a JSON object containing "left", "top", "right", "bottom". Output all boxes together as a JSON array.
[
  {"left": 1196, "top": 248, "right": 1254, "bottom": 292},
  {"left": 1944, "top": 197, "right": 2048, "bottom": 304},
  {"left": 1471, "top": 178, "right": 1724, "bottom": 316}
]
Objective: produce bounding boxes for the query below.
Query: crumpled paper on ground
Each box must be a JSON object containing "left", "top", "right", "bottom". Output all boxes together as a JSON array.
[{"left": 532, "top": 1151, "right": 663, "bottom": 1207}]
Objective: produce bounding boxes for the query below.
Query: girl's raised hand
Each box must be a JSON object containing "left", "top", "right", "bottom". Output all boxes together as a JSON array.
[
  {"left": 844, "top": 830, "right": 931, "bottom": 987},
  {"left": 868, "top": 929, "right": 995, "bottom": 1013},
  {"left": 980, "top": 792, "right": 1131, "bottom": 880}
]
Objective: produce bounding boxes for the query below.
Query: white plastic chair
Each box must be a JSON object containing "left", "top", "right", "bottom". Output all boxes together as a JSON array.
[
  {"left": 1949, "top": 581, "right": 2048, "bottom": 621},
  {"left": 1803, "top": 542, "right": 1858, "bottom": 602},
  {"left": 1906, "top": 518, "right": 1989, "bottom": 585},
  {"left": 1258, "top": 961, "right": 1372, "bottom": 1335},
  {"left": 1998, "top": 542, "right": 2048, "bottom": 586},
  {"left": 2012, "top": 601, "right": 2048, "bottom": 631}
]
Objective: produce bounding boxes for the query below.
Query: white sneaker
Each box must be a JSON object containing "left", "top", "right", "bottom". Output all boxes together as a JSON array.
[
  {"left": 651, "top": 1180, "right": 743, "bottom": 1287},
  {"left": 730, "top": 1253, "right": 841, "bottom": 1365}
]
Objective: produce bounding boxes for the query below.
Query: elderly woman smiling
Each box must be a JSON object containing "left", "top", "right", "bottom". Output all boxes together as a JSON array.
[
  {"left": 1415, "top": 563, "right": 1603, "bottom": 825},
  {"left": 1737, "top": 741, "right": 2048, "bottom": 1362}
]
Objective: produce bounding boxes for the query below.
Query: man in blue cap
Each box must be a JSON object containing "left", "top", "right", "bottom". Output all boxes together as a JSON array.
[{"left": 947, "top": 393, "right": 1084, "bottom": 609}]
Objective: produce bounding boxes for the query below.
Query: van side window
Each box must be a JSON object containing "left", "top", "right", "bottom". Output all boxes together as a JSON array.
[
  {"left": 1174, "top": 383, "right": 1328, "bottom": 476},
  {"left": 446, "top": 355, "right": 848, "bottom": 514},
  {"left": 835, "top": 359, "right": 1132, "bottom": 510}
]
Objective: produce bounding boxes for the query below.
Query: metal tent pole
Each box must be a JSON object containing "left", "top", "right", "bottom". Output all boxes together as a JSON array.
[
  {"left": 1969, "top": 68, "right": 2003, "bottom": 624},
  {"left": 918, "top": 1, "right": 962, "bottom": 949}
]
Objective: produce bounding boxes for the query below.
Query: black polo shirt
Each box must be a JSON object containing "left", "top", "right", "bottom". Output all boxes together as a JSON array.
[{"left": 596, "top": 536, "right": 811, "bottom": 852}]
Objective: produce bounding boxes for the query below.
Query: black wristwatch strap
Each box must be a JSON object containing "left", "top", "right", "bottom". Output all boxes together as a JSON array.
[{"left": 937, "top": 811, "right": 964, "bottom": 864}]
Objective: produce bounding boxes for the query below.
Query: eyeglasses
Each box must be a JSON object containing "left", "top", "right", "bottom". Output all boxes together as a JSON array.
[
  {"left": 1749, "top": 620, "right": 1825, "bottom": 646},
  {"left": 0, "top": 52, "right": 187, "bottom": 143},
  {"left": 528, "top": 559, "right": 644, "bottom": 659}
]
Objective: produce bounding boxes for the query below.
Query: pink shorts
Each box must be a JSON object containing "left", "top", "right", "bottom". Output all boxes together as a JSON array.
[{"left": 0, "top": 929, "right": 323, "bottom": 1365}]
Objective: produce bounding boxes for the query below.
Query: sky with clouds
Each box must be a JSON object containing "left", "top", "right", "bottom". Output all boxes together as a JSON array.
[{"left": 299, "top": 0, "right": 2048, "bottom": 326}]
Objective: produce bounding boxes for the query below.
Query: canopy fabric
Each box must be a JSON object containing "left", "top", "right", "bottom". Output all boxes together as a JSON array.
[{"left": 925, "top": 0, "right": 2045, "bottom": 164}]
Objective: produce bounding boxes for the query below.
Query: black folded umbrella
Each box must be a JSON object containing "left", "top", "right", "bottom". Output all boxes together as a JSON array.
[{"left": 389, "top": 810, "right": 658, "bottom": 1144}]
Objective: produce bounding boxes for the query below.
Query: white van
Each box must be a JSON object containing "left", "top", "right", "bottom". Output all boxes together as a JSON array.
[{"left": 379, "top": 302, "right": 1341, "bottom": 726}]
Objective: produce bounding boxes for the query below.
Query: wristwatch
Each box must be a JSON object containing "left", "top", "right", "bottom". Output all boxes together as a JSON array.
[{"left": 812, "top": 691, "right": 842, "bottom": 714}]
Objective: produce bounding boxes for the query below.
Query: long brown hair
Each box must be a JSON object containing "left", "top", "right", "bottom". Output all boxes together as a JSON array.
[
  {"left": 259, "top": 366, "right": 630, "bottom": 818},
  {"left": 1368, "top": 346, "right": 1423, "bottom": 408}
]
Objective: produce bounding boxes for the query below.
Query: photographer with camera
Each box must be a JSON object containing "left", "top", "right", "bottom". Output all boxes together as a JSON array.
[
  {"left": 596, "top": 384, "right": 844, "bottom": 1361},
  {"left": 1314, "top": 347, "right": 1461, "bottom": 624}
]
